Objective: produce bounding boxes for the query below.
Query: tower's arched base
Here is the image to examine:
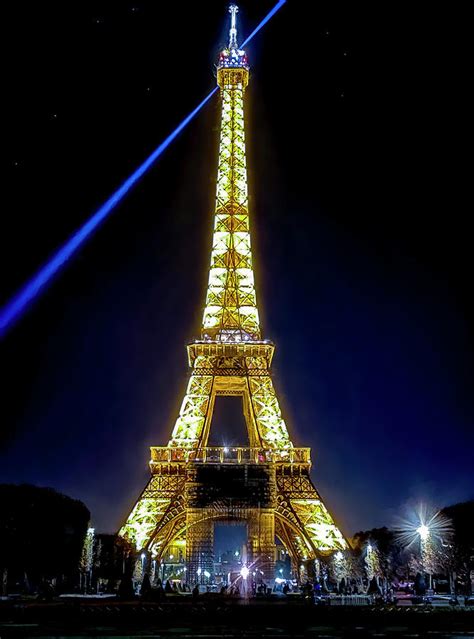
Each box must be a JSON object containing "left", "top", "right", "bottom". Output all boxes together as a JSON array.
[{"left": 119, "top": 447, "right": 347, "bottom": 584}]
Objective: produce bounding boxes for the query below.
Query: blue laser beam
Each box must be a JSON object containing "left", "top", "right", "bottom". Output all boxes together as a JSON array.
[
  {"left": 0, "top": 87, "right": 217, "bottom": 337},
  {"left": 241, "top": 0, "right": 286, "bottom": 48},
  {"left": 0, "top": 0, "right": 287, "bottom": 338}
]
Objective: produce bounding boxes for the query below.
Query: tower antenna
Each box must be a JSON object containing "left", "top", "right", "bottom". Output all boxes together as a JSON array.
[{"left": 229, "top": 4, "right": 239, "bottom": 49}]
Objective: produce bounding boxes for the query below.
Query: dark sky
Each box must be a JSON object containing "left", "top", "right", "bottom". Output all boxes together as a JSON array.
[{"left": 1, "top": 2, "right": 472, "bottom": 538}]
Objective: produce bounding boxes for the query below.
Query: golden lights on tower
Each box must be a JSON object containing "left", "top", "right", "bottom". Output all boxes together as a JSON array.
[{"left": 119, "top": 5, "right": 347, "bottom": 577}]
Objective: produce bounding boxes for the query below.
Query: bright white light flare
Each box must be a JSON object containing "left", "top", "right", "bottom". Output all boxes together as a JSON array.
[
  {"left": 395, "top": 503, "right": 452, "bottom": 549},
  {"left": 417, "top": 524, "right": 430, "bottom": 541},
  {"left": 240, "top": 566, "right": 249, "bottom": 579}
]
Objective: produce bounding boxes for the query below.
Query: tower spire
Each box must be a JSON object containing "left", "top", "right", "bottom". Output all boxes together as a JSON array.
[
  {"left": 202, "top": 5, "right": 253, "bottom": 342},
  {"left": 228, "top": 4, "right": 239, "bottom": 49}
]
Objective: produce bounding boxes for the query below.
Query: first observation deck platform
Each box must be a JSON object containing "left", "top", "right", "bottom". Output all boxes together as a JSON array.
[{"left": 149, "top": 446, "right": 311, "bottom": 470}]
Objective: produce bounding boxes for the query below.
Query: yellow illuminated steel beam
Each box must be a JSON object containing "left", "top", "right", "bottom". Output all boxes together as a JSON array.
[{"left": 202, "top": 57, "right": 259, "bottom": 342}]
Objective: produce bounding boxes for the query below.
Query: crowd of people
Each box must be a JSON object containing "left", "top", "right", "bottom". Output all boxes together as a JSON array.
[{"left": 130, "top": 575, "right": 326, "bottom": 602}]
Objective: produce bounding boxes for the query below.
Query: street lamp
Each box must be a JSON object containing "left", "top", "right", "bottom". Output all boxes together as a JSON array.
[
  {"left": 395, "top": 506, "right": 453, "bottom": 596},
  {"left": 417, "top": 523, "right": 431, "bottom": 590},
  {"left": 417, "top": 524, "right": 429, "bottom": 541}
]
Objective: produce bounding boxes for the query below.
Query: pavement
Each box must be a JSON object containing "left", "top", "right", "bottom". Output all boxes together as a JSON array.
[{"left": 0, "top": 597, "right": 473, "bottom": 637}]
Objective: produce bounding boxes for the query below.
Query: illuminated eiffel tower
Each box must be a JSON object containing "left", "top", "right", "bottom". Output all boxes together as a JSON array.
[{"left": 119, "top": 5, "right": 347, "bottom": 584}]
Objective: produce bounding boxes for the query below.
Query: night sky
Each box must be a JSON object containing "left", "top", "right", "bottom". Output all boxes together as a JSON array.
[{"left": 1, "top": 2, "right": 472, "bottom": 538}]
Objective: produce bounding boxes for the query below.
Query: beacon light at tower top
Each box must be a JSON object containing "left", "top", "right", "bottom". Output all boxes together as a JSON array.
[
  {"left": 218, "top": 48, "right": 249, "bottom": 69},
  {"left": 218, "top": 4, "right": 249, "bottom": 69}
]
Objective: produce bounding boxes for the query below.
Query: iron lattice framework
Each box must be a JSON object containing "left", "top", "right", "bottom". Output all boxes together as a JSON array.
[{"left": 119, "top": 5, "right": 347, "bottom": 583}]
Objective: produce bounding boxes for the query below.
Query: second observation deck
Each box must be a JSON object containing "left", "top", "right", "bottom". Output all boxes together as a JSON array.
[{"left": 150, "top": 446, "right": 311, "bottom": 467}]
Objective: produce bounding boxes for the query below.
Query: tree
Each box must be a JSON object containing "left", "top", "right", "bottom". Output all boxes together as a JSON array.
[
  {"left": 442, "top": 501, "right": 474, "bottom": 594},
  {"left": 0, "top": 484, "right": 90, "bottom": 594},
  {"left": 352, "top": 527, "right": 404, "bottom": 586},
  {"left": 79, "top": 526, "right": 95, "bottom": 593},
  {"left": 92, "top": 533, "right": 134, "bottom": 593},
  {"left": 365, "top": 543, "right": 382, "bottom": 581}
]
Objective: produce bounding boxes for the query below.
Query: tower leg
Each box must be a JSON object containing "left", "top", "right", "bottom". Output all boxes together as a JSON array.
[
  {"left": 248, "top": 509, "right": 275, "bottom": 582},
  {"left": 186, "top": 510, "right": 214, "bottom": 586}
]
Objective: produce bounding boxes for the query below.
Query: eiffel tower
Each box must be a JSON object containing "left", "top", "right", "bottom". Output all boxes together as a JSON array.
[{"left": 119, "top": 5, "right": 347, "bottom": 584}]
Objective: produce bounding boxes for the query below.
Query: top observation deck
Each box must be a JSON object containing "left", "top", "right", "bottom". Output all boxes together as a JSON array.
[{"left": 216, "top": 5, "right": 249, "bottom": 92}]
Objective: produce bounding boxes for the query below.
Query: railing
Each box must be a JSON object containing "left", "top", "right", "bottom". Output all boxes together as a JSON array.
[
  {"left": 149, "top": 446, "right": 311, "bottom": 465},
  {"left": 328, "top": 594, "right": 372, "bottom": 606}
]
